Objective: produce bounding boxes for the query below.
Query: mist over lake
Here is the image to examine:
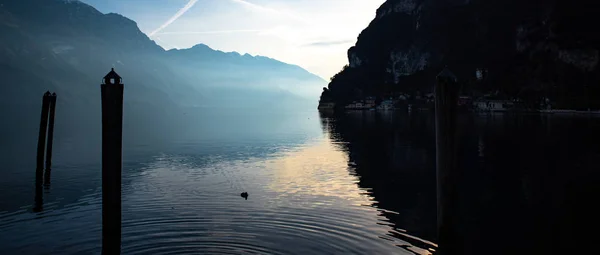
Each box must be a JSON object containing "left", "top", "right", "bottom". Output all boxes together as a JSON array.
[{"left": 2, "top": 0, "right": 600, "bottom": 254}]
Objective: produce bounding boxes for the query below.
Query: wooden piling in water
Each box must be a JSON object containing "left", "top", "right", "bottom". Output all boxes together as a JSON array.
[
  {"left": 101, "top": 68, "right": 124, "bottom": 255},
  {"left": 434, "top": 68, "right": 460, "bottom": 254},
  {"left": 36, "top": 91, "right": 51, "bottom": 171},
  {"left": 45, "top": 93, "right": 57, "bottom": 170}
]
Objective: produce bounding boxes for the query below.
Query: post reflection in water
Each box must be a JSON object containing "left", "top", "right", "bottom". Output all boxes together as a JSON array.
[
  {"left": 318, "top": 111, "right": 600, "bottom": 255},
  {"left": 5, "top": 111, "right": 600, "bottom": 255},
  {"left": 33, "top": 169, "right": 44, "bottom": 213},
  {"left": 33, "top": 168, "right": 52, "bottom": 213}
]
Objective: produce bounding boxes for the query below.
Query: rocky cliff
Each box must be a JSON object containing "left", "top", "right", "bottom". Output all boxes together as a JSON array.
[{"left": 325, "top": 0, "right": 600, "bottom": 110}]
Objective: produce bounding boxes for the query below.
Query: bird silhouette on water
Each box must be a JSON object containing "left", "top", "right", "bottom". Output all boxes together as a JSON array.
[{"left": 241, "top": 192, "right": 249, "bottom": 200}]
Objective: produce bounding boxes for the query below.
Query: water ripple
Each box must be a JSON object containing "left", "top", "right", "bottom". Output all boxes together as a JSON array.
[{"left": 0, "top": 138, "right": 433, "bottom": 255}]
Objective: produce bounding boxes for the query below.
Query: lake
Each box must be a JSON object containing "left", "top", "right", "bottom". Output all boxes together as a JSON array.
[{"left": 1, "top": 109, "right": 599, "bottom": 255}]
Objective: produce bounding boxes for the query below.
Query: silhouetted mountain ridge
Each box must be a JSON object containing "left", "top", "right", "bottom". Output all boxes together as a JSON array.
[
  {"left": 0, "top": 0, "right": 325, "bottom": 144},
  {"left": 324, "top": 0, "right": 600, "bottom": 110}
]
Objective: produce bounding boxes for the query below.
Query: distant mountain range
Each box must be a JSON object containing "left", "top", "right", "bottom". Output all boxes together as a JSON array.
[
  {"left": 0, "top": 0, "right": 326, "bottom": 143},
  {"left": 323, "top": 0, "right": 600, "bottom": 110}
]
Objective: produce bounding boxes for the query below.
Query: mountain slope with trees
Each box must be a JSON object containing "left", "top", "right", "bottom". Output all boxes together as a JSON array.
[{"left": 322, "top": 0, "right": 600, "bottom": 110}]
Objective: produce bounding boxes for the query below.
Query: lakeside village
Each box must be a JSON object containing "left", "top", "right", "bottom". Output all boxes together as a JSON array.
[{"left": 318, "top": 91, "right": 595, "bottom": 114}]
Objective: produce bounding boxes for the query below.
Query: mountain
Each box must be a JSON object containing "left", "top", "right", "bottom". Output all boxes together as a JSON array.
[
  {"left": 0, "top": 0, "right": 325, "bottom": 144},
  {"left": 323, "top": 0, "right": 600, "bottom": 110},
  {"left": 165, "top": 44, "right": 326, "bottom": 105}
]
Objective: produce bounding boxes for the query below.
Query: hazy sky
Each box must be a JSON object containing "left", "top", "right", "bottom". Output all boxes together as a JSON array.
[{"left": 80, "top": 0, "right": 385, "bottom": 79}]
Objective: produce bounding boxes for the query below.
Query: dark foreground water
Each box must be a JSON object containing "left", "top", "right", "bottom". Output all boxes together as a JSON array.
[{"left": 1, "top": 110, "right": 599, "bottom": 255}]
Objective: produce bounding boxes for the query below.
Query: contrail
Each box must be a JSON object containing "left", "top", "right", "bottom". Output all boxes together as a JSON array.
[{"left": 149, "top": 0, "right": 199, "bottom": 37}]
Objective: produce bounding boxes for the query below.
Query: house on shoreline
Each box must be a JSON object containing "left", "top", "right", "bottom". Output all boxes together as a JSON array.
[
  {"left": 344, "top": 96, "right": 377, "bottom": 110},
  {"left": 318, "top": 92, "right": 575, "bottom": 113},
  {"left": 318, "top": 102, "right": 336, "bottom": 111},
  {"left": 473, "top": 99, "right": 515, "bottom": 112},
  {"left": 377, "top": 100, "right": 394, "bottom": 110}
]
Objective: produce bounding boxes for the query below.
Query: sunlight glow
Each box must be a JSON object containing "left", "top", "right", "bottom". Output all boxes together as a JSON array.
[
  {"left": 87, "top": 0, "right": 387, "bottom": 79},
  {"left": 265, "top": 140, "right": 364, "bottom": 201}
]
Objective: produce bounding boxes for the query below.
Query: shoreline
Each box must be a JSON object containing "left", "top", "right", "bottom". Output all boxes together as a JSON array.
[{"left": 319, "top": 108, "right": 600, "bottom": 116}]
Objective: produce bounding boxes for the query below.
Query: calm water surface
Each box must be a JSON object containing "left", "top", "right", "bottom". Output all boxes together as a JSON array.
[{"left": 1, "top": 110, "right": 599, "bottom": 255}]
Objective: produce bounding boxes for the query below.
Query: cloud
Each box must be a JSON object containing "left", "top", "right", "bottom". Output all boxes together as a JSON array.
[
  {"left": 230, "top": 0, "right": 280, "bottom": 14},
  {"left": 149, "top": 0, "right": 199, "bottom": 36},
  {"left": 153, "top": 29, "right": 264, "bottom": 35},
  {"left": 302, "top": 40, "right": 354, "bottom": 47},
  {"left": 229, "top": 0, "right": 309, "bottom": 24}
]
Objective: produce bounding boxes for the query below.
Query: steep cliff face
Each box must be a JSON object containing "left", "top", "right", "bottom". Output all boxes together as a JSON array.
[{"left": 326, "top": 0, "right": 600, "bottom": 109}]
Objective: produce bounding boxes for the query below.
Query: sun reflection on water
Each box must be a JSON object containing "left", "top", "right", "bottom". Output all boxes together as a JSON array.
[{"left": 265, "top": 140, "right": 369, "bottom": 204}]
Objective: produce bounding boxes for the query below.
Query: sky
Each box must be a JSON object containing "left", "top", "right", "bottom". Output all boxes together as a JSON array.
[{"left": 80, "top": 0, "right": 385, "bottom": 79}]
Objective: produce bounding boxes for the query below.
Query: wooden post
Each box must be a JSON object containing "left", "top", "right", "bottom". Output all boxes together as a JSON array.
[
  {"left": 45, "top": 93, "right": 57, "bottom": 170},
  {"left": 101, "top": 68, "right": 124, "bottom": 255},
  {"left": 434, "top": 68, "right": 460, "bottom": 254},
  {"left": 44, "top": 163, "right": 52, "bottom": 189},
  {"left": 36, "top": 91, "right": 51, "bottom": 171}
]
